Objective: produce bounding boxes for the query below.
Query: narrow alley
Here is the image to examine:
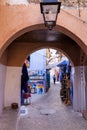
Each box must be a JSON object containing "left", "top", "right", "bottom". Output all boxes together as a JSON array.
[{"left": 0, "top": 82, "right": 87, "bottom": 130}]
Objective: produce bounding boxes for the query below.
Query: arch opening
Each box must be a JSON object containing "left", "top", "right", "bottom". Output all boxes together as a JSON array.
[{"left": 20, "top": 48, "right": 73, "bottom": 107}]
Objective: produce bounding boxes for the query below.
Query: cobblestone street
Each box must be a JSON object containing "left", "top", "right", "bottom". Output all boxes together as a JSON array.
[{"left": 0, "top": 82, "right": 87, "bottom": 130}]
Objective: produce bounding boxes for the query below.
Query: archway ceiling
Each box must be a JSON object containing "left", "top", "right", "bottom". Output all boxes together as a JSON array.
[{"left": 14, "top": 29, "right": 77, "bottom": 46}]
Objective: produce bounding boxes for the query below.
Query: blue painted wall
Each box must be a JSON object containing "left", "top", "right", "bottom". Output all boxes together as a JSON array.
[
  {"left": 30, "top": 49, "right": 46, "bottom": 71},
  {"left": 29, "top": 49, "right": 46, "bottom": 90},
  {"left": 43, "top": 0, "right": 58, "bottom": 2}
]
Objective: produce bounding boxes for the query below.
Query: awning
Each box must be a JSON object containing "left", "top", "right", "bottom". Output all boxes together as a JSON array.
[{"left": 57, "top": 60, "right": 68, "bottom": 67}]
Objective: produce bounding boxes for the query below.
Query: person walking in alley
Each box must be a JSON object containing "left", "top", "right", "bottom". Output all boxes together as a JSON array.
[{"left": 53, "top": 74, "right": 56, "bottom": 84}]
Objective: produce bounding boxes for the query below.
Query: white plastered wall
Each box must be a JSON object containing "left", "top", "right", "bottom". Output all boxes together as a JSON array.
[
  {"left": 83, "top": 66, "right": 87, "bottom": 109},
  {"left": 73, "top": 66, "right": 87, "bottom": 112},
  {"left": 4, "top": 66, "right": 22, "bottom": 107},
  {"left": 0, "top": 0, "right": 29, "bottom": 5},
  {"left": 0, "top": 64, "right": 6, "bottom": 114}
]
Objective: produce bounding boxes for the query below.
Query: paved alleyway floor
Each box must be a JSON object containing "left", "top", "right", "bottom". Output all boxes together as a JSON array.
[{"left": 0, "top": 82, "right": 87, "bottom": 130}]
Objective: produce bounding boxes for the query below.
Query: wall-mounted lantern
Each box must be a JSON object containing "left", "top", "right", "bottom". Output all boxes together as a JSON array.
[{"left": 40, "top": 2, "right": 61, "bottom": 30}]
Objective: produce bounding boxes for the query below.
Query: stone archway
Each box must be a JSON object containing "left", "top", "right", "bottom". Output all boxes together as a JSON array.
[{"left": 0, "top": 28, "right": 86, "bottom": 114}]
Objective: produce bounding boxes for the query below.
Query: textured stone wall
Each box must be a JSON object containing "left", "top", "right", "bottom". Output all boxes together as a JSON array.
[
  {"left": 61, "top": 0, "right": 87, "bottom": 7},
  {"left": 29, "top": 0, "right": 87, "bottom": 7},
  {"left": 0, "top": 0, "right": 87, "bottom": 7}
]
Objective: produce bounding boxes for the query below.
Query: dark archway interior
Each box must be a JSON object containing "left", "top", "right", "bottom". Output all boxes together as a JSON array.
[{"left": 14, "top": 29, "right": 77, "bottom": 45}]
